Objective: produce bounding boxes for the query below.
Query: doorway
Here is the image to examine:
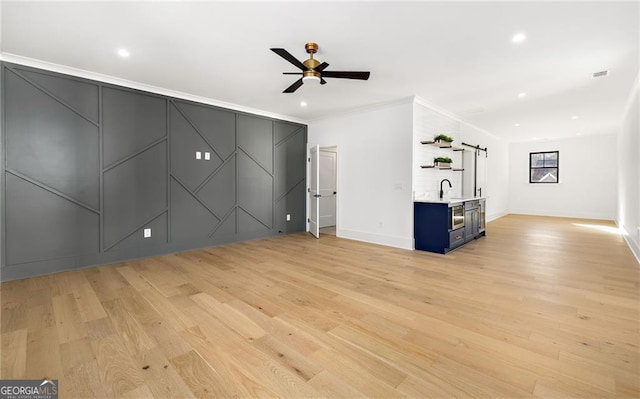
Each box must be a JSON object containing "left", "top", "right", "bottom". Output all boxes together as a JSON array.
[{"left": 319, "top": 147, "right": 337, "bottom": 236}]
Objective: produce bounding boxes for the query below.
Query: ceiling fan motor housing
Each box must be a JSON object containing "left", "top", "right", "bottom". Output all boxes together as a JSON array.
[
  {"left": 303, "top": 42, "right": 321, "bottom": 72},
  {"left": 303, "top": 69, "right": 321, "bottom": 79}
]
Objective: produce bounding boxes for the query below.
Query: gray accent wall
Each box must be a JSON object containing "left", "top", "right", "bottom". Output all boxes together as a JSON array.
[{"left": 0, "top": 62, "right": 307, "bottom": 281}]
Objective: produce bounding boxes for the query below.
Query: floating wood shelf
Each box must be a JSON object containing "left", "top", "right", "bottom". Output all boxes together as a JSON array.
[
  {"left": 420, "top": 141, "right": 464, "bottom": 151},
  {"left": 420, "top": 165, "right": 464, "bottom": 171}
]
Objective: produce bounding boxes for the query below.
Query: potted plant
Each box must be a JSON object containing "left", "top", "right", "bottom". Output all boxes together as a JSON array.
[
  {"left": 434, "top": 156, "right": 453, "bottom": 168},
  {"left": 434, "top": 134, "right": 454, "bottom": 145}
]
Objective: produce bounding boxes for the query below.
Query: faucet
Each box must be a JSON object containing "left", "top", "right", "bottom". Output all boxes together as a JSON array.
[{"left": 440, "top": 179, "right": 452, "bottom": 199}]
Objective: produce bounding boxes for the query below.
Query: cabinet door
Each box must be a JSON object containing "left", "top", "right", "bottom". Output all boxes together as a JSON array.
[
  {"left": 472, "top": 209, "right": 480, "bottom": 237},
  {"left": 464, "top": 210, "right": 474, "bottom": 242}
]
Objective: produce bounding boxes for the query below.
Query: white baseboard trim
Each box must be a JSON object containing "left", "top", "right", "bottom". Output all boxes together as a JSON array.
[
  {"left": 337, "top": 228, "right": 413, "bottom": 250},
  {"left": 617, "top": 224, "right": 640, "bottom": 265},
  {"left": 487, "top": 210, "right": 508, "bottom": 223},
  {"left": 509, "top": 209, "right": 615, "bottom": 221}
]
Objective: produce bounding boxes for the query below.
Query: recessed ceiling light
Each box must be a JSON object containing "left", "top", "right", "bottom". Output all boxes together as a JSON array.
[
  {"left": 576, "top": 133, "right": 583, "bottom": 136},
  {"left": 512, "top": 33, "right": 527, "bottom": 43},
  {"left": 117, "top": 48, "right": 130, "bottom": 58},
  {"left": 300, "top": 101, "right": 307, "bottom": 107},
  {"left": 518, "top": 92, "right": 527, "bottom": 98},
  {"left": 571, "top": 116, "right": 578, "bottom": 120},
  {"left": 514, "top": 123, "right": 521, "bottom": 127}
]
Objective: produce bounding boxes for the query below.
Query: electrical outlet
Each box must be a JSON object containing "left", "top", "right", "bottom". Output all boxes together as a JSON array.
[
  {"left": 204, "top": 152, "right": 210, "bottom": 160},
  {"left": 143, "top": 228, "right": 151, "bottom": 238},
  {"left": 378, "top": 221, "right": 384, "bottom": 228},
  {"left": 286, "top": 214, "right": 291, "bottom": 221},
  {"left": 195, "top": 151, "right": 201, "bottom": 160}
]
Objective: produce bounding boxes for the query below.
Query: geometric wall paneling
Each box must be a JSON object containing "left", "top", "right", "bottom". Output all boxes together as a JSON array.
[
  {"left": 209, "top": 208, "right": 237, "bottom": 239},
  {"left": 287, "top": 181, "right": 307, "bottom": 233},
  {"left": 4, "top": 68, "right": 100, "bottom": 209},
  {"left": 1, "top": 61, "right": 307, "bottom": 281},
  {"left": 108, "top": 212, "right": 168, "bottom": 252},
  {"left": 274, "top": 122, "right": 306, "bottom": 234},
  {"left": 5, "top": 173, "right": 100, "bottom": 265},
  {"left": 102, "top": 87, "right": 167, "bottom": 167},
  {"left": 169, "top": 103, "right": 223, "bottom": 191},
  {"left": 174, "top": 101, "right": 236, "bottom": 160},
  {"left": 237, "top": 150, "right": 273, "bottom": 229},
  {"left": 15, "top": 67, "right": 99, "bottom": 123},
  {"left": 274, "top": 125, "right": 306, "bottom": 200},
  {"left": 273, "top": 198, "right": 287, "bottom": 234},
  {"left": 274, "top": 139, "right": 289, "bottom": 201},
  {"left": 237, "top": 115, "right": 273, "bottom": 173},
  {"left": 275, "top": 120, "right": 304, "bottom": 145},
  {"left": 197, "top": 156, "right": 236, "bottom": 218},
  {"left": 274, "top": 181, "right": 306, "bottom": 234},
  {"left": 103, "top": 142, "right": 168, "bottom": 250},
  {"left": 238, "top": 207, "right": 270, "bottom": 234},
  {"left": 170, "top": 179, "right": 220, "bottom": 243}
]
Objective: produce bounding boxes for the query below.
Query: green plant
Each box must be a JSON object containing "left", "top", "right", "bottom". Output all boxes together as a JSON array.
[
  {"left": 434, "top": 134, "right": 454, "bottom": 142},
  {"left": 434, "top": 157, "right": 453, "bottom": 163}
]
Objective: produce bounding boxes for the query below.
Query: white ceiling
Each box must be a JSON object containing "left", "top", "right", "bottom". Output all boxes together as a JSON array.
[{"left": 1, "top": 1, "right": 638, "bottom": 142}]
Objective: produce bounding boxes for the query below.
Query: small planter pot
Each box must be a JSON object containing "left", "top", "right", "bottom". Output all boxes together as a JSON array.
[
  {"left": 435, "top": 139, "right": 453, "bottom": 146},
  {"left": 435, "top": 161, "right": 452, "bottom": 169}
]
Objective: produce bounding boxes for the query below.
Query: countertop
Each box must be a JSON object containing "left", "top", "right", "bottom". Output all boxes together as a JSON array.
[{"left": 414, "top": 196, "right": 485, "bottom": 205}]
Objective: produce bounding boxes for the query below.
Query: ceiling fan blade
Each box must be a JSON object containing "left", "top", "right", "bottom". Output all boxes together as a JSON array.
[
  {"left": 271, "top": 48, "right": 306, "bottom": 71},
  {"left": 283, "top": 78, "right": 304, "bottom": 93},
  {"left": 320, "top": 78, "right": 327, "bottom": 85},
  {"left": 321, "top": 71, "right": 370, "bottom": 80},
  {"left": 316, "top": 62, "right": 330, "bottom": 72},
  {"left": 282, "top": 72, "right": 303, "bottom": 75}
]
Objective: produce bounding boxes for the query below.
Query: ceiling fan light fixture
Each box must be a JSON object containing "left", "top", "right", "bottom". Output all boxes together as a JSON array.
[
  {"left": 302, "top": 75, "right": 321, "bottom": 84},
  {"left": 302, "top": 69, "right": 321, "bottom": 85}
]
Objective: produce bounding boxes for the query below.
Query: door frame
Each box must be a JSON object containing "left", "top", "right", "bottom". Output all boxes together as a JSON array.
[
  {"left": 318, "top": 147, "right": 337, "bottom": 229},
  {"left": 308, "top": 144, "right": 320, "bottom": 238},
  {"left": 307, "top": 144, "right": 339, "bottom": 237}
]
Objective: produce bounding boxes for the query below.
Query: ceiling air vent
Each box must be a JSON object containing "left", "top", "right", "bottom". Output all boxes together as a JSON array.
[{"left": 591, "top": 70, "right": 609, "bottom": 79}]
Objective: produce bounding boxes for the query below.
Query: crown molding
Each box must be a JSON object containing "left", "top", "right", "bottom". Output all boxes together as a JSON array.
[{"left": 0, "top": 52, "right": 308, "bottom": 125}]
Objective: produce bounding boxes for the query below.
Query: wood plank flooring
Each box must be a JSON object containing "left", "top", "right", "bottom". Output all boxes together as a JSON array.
[{"left": 1, "top": 215, "right": 639, "bottom": 398}]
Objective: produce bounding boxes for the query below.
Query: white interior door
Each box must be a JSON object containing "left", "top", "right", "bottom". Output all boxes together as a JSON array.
[
  {"left": 319, "top": 150, "right": 337, "bottom": 228},
  {"left": 309, "top": 145, "right": 320, "bottom": 238}
]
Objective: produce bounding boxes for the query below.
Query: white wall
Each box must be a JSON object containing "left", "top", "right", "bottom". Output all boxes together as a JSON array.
[
  {"left": 308, "top": 99, "right": 414, "bottom": 249},
  {"left": 412, "top": 100, "right": 510, "bottom": 222},
  {"left": 617, "top": 76, "right": 640, "bottom": 261},
  {"left": 413, "top": 102, "right": 463, "bottom": 199},
  {"left": 509, "top": 134, "right": 617, "bottom": 220}
]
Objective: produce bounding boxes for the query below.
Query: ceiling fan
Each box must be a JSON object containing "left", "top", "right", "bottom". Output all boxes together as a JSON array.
[{"left": 270, "top": 42, "right": 370, "bottom": 93}]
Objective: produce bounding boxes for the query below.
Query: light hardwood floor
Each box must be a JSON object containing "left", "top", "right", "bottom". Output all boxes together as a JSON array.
[{"left": 1, "top": 215, "right": 639, "bottom": 398}]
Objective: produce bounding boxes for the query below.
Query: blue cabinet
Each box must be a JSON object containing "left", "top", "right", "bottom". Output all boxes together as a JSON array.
[{"left": 414, "top": 199, "right": 485, "bottom": 254}]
